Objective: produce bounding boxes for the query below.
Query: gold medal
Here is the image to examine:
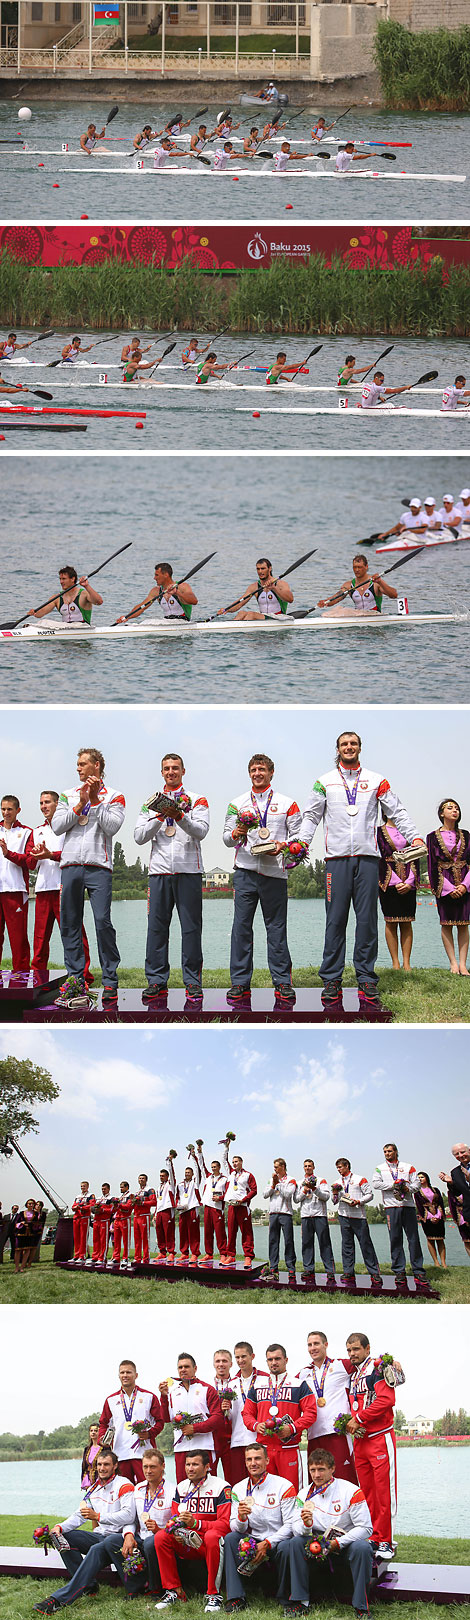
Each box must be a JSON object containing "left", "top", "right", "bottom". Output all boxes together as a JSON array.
[
  {"left": 317, "top": 1397, "right": 326, "bottom": 1408},
  {"left": 125, "top": 1421, "right": 133, "bottom": 1430}
]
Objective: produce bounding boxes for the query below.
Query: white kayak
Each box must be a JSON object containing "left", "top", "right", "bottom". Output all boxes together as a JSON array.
[
  {"left": 48, "top": 164, "right": 466, "bottom": 182},
  {"left": 236, "top": 405, "right": 470, "bottom": 417},
  {"left": 376, "top": 524, "right": 470, "bottom": 553},
  {"left": 0, "top": 613, "right": 466, "bottom": 644}
]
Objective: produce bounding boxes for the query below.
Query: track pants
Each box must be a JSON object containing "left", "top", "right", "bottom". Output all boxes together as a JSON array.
[
  {"left": 301, "top": 1215, "right": 336, "bottom": 1274},
  {"left": 51, "top": 1528, "right": 122, "bottom": 1606},
  {"left": 354, "top": 1429, "right": 397, "bottom": 1543},
  {"left": 224, "top": 1528, "right": 290, "bottom": 1602},
  {"left": 339, "top": 1215, "right": 381, "bottom": 1277},
  {"left": 227, "top": 1446, "right": 252, "bottom": 1486},
  {"left": 320, "top": 856, "right": 379, "bottom": 988},
  {"left": 289, "top": 1532, "right": 372, "bottom": 1611},
  {"left": 226, "top": 1203, "right": 255, "bottom": 1261},
  {"left": 268, "top": 1211, "right": 297, "bottom": 1273},
  {"left": 154, "top": 1525, "right": 225, "bottom": 1594},
  {"left": 308, "top": 1432, "right": 357, "bottom": 1485},
  {"left": 146, "top": 873, "right": 203, "bottom": 991},
  {"left": 33, "top": 890, "right": 91, "bottom": 977},
  {"left": 116, "top": 1458, "right": 145, "bottom": 1484},
  {"left": 73, "top": 1212, "right": 91, "bottom": 1261},
  {"left": 230, "top": 868, "right": 292, "bottom": 987},
  {"left": 91, "top": 1216, "right": 113, "bottom": 1264},
  {"left": 60, "top": 865, "right": 120, "bottom": 987},
  {"left": 134, "top": 1211, "right": 152, "bottom": 1264},
  {"left": 386, "top": 1205, "right": 425, "bottom": 1276},
  {"left": 112, "top": 1529, "right": 161, "bottom": 1596},
  {"left": 263, "top": 1439, "right": 302, "bottom": 1490},
  {"left": 0, "top": 891, "right": 30, "bottom": 971},
  {"left": 178, "top": 1208, "right": 200, "bottom": 1258},
  {"left": 112, "top": 1214, "right": 132, "bottom": 1263},
  {"left": 203, "top": 1206, "right": 227, "bottom": 1257},
  {"left": 155, "top": 1209, "right": 175, "bottom": 1257}
]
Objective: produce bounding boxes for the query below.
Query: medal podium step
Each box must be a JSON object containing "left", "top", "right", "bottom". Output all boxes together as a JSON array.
[
  {"left": 0, "top": 1550, "right": 465, "bottom": 1601},
  {"left": 54, "top": 1252, "right": 439, "bottom": 1298},
  {"left": 0, "top": 968, "right": 66, "bottom": 1020},
  {"left": 22, "top": 987, "right": 392, "bottom": 1024}
]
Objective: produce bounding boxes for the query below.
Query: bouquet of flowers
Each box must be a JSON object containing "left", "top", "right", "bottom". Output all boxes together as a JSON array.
[
  {"left": 334, "top": 1411, "right": 365, "bottom": 1439},
  {"left": 172, "top": 1410, "right": 194, "bottom": 1428},
  {"left": 220, "top": 1387, "right": 238, "bottom": 1405},
  {"left": 393, "top": 1179, "right": 409, "bottom": 1201},
  {"left": 33, "top": 1526, "right": 54, "bottom": 1556},
  {"left": 375, "top": 1353, "right": 404, "bottom": 1388},
  {"left": 166, "top": 1510, "right": 202, "bottom": 1550},
  {"left": 236, "top": 1535, "right": 267, "bottom": 1575},
  {"left": 168, "top": 1150, "right": 178, "bottom": 1160},
  {"left": 263, "top": 1414, "right": 293, "bottom": 1437},
  {"left": 130, "top": 1417, "right": 154, "bottom": 1451},
  {"left": 230, "top": 807, "right": 259, "bottom": 845},
  {"left": 281, "top": 840, "right": 309, "bottom": 871},
  {"left": 122, "top": 1546, "right": 147, "bottom": 1581},
  {"left": 303, "top": 1530, "right": 337, "bottom": 1561},
  {"left": 219, "top": 1131, "right": 236, "bottom": 1145}
]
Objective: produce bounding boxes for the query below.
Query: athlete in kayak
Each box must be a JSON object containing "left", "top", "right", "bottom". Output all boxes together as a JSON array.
[
  {"left": 80, "top": 123, "right": 107, "bottom": 154},
  {"left": 378, "top": 496, "right": 427, "bottom": 542},
  {"left": 317, "top": 553, "right": 398, "bottom": 615},
  {"left": 121, "top": 338, "right": 153, "bottom": 365},
  {"left": 360, "top": 370, "right": 413, "bottom": 408},
  {"left": 441, "top": 375, "right": 470, "bottom": 411},
  {"left": 61, "top": 336, "right": 95, "bottom": 363},
  {"left": 229, "top": 557, "right": 294, "bottom": 621},
  {"left": 0, "top": 332, "right": 35, "bottom": 359},
  {"left": 133, "top": 124, "right": 159, "bottom": 151},
  {"left": 114, "top": 562, "right": 198, "bottom": 625},
  {"left": 334, "top": 142, "right": 370, "bottom": 172},
  {"left": 266, "top": 352, "right": 291, "bottom": 385},
  {"left": 26, "top": 565, "right": 103, "bottom": 625},
  {"left": 195, "top": 351, "right": 231, "bottom": 383},
  {"left": 311, "top": 116, "right": 335, "bottom": 140},
  {"left": 337, "top": 355, "right": 377, "bottom": 387}
]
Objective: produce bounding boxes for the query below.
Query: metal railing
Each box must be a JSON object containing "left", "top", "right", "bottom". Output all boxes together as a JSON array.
[
  {"left": 55, "top": 17, "right": 85, "bottom": 56},
  {"left": 1, "top": 0, "right": 312, "bottom": 74}
]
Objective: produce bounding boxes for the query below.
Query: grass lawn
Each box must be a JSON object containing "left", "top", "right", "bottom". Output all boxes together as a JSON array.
[
  {"left": 0, "top": 1529, "right": 469, "bottom": 1620},
  {"left": 14, "top": 961, "right": 470, "bottom": 1025},
  {"left": 1, "top": 1248, "right": 468, "bottom": 1303}
]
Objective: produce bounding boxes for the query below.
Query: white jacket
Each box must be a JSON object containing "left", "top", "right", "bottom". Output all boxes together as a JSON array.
[
  {"left": 331, "top": 1172, "right": 373, "bottom": 1221},
  {"left": 61, "top": 1474, "right": 134, "bottom": 1536},
  {"left": 230, "top": 1471, "right": 297, "bottom": 1543},
  {"left": 134, "top": 789, "right": 209, "bottom": 875},
  {"left": 52, "top": 784, "right": 125, "bottom": 869},
  {"left": 223, "top": 788, "right": 301, "bottom": 880},
  {"left": 292, "top": 1477, "right": 372, "bottom": 1546},
  {"left": 264, "top": 1175, "right": 297, "bottom": 1214},
  {"left": 372, "top": 1160, "right": 420, "bottom": 1209},
  {"left": 293, "top": 1176, "right": 330, "bottom": 1219},
  {"left": 0, "top": 821, "right": 31, "bottom": 894},
  {"left": 122, "top": 1477, "right": 174, "bottom": 1536},
  {"left": 32, "top": 822, "right": 63, "bottom": 893},
  {"left": 300, "top": 765, "right": 417, "bottom": 859}
]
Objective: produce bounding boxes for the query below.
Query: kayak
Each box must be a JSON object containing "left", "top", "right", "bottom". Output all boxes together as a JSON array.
[
  {"left": 0, "top": 613, "right": 465, "bottom": 643},
  {"left": 376, "top": 524, "right": 470, "bottom": 553}
]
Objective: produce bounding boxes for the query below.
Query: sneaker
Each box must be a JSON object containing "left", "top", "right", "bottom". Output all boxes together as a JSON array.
[
  {"left": 188, "top": 1256, "right": 199, "bottom": 1266},
  {"left": 120, "top": 1259, "right": 128, "bottom": 1271},
  {"left": 357, "top": 984, "right": 393, "bottom": 1022},
  {"left": 205, "top": 1599, "right": 223, "bottom": 1612},
  {"left": 395, "top": 1273, "right": 408, "bottom": 1293},
  {"left": 142, "top": 985, "right": 168, "bottom": 1005},
  {"left": 243, "top": 1258, "right": 252, "bottom": 1270},
  {"left": 226, "top": 986, "right": 251, "bottom": 1007},
  {"left": 414, "top": 1274, "right": 431, "bottom": 1292},
  {"left": 184, "top": 987, "right": 203, "bottom": 1010},
  {"left": 375, "top": 1541, "right": 394, "bottom": 1560},
  {"left": 224, "top": 1603, "right": 247, "bottom": 1614},
  {"left": 260, "top": 1266, "right": 279, "bottom": 1285},
  {"left": 199, "top": 1257, "right": 214, "bottom": 1268},
  {"left": 33, "top": 1603, "right": 60, "bottom": 1616},
  {"left": 54, "top": 974, "right": 90, "bottom": 1009},
  {"left": 274, "top": 984, "right": 296, "bottom": 1008},
  {"left": 370, "top": 1275, "right": 383, "bottom": 1292},
  {"left": 321, "top": 980, "right": 343, "bottom": 1017},
  {"left": 176, "top": 1256, "right": 188, "bottom": 1266},
  {"left": 284, "top": 1607, "right": 309, "bottom": 1617},
  {"left": 102, "top": 984, "right": 118, "bottom": 1007},
  {"left": 287, "top": 1271, "right": 297, "bottom": 1288},
  {"left": 84, "top": 1258, "right": 94, "bottom": 1268},
  {"left": 341, "top": 1273, "right": 356, "bottom": 1288},
  {"left": 326, "top": 1272, "right": 337, "bottom": 1289},
  {"left": 155, "top": 1593, "right": 187, "bottom": 1609},
  {"left": 300, "top": 1271, "right": 317, "bottom": 1289}
]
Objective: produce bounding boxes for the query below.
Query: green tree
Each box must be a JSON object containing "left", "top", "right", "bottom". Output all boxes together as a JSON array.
[
  {"left": 394, "top": 1409, "right": 406, "bottom": 1432},
  {"left": 0, "top": 1056, "right": 59, "bottom": 1139}
]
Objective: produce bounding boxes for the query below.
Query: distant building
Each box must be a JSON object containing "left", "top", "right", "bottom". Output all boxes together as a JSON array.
[
  {"left": 203, "top": 867, "right": 232, "bottom": 890},
  {"left": 403, "top": 1414, "right": 434, "bottom": 1436}
]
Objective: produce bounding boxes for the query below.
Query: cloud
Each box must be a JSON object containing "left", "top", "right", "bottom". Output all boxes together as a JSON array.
[
  {"left": 0, "top": 1030, "right": 182, "bottom": 1122},
  {"left": 270, "top": 1046, "right": 356, "bottom": 1136},
  {"left": 236, "top": 1045, "right": 268, "bottom": 1079}
]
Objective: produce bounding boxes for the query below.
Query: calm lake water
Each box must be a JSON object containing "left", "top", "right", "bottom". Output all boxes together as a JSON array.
[
  {"left": 1, "top": 455, "right": 469, "bottom": 704},
  {"left": 1, "top": 1449, "right": 469, "bottom": 1533},
  {"left": 0, "top": 101, "right": 468, "bottom": 222}
]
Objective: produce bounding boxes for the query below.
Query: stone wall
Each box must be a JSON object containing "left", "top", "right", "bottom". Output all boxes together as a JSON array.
[
  {"left": 310, "top": 2, "right": 386, "bottom": 81},
  {"left": 389, "top": 0, "right": 469, "bottom": 27}
]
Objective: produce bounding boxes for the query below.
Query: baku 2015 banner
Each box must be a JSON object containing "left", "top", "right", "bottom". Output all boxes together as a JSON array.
[{"left": 0, "top": 223, "right": 468, "bottom": 272}]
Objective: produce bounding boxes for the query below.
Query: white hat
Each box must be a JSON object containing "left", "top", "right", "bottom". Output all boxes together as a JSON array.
[
  {"left": 443, "top": 493, "right": 453, "bottom": 503},
  {"left": 410, "top": 498, "right": 421, "bottom": 509},
  {"left": 424, "top": 497, "right": 435, "bottom": 507},
  {"left": 460, "top": 488, "right": 470, "bottom": 499}
]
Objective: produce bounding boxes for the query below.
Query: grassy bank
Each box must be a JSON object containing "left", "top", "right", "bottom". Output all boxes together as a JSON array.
[
  {"left": 0, "top": 1249, "right": 467, "bottom": 1304},
  {"left": 374, "top": 19, "right": 470, "bottom": 111},
  {"left": 122, "top": 30, "right": 310, "bottom": 53},
  {"left": 1, "top": 251, "right": 470, "bottom": 338}
]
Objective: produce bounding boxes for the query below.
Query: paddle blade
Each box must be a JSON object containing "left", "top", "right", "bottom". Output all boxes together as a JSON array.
[
  {"left": 379, "top": 151, "right": 397, "bottom": 161},
  {"left": 414, "top": 370, "right": 438, "bottom": 386},
  {"left": 258, "top": 150, "right": 273, "bottom": 158},
  {"left": 194, "top": 153, "right": 211, "bottom": 166},
  {"left": 106, "top": 104, "right": 119, "bottom": 126},
  {"left": 161, "top": 342, "right": 176, "bottom": 359},
  {"left": 271, "top": 108, "right": 283, "bottom": 126},
  {"left": 35, "top": 329, "right": 55, "bottom": 343},
  {"left": 167, "top": 109, "right": 183, "bottom": 125},
  {"left": 315, "top": 150, "right": 331, "bottom": 160},
  {"left": 47, "top": 358, "right": 62, "bottom": 369},
  {"left": 384, "top": 546, "right": 425, "bottom": 574},
  {"left": 377, "top": 344, "right": 394, "bottom": 363},
  {"left": 32, "top": 388, "right": 53, "bottom": 400},
  {"left": 360, "top": 533, "right": 380, "bottom": 546},
  {"left": 195, "top": 106, "right": 208, "bottom": 119}
]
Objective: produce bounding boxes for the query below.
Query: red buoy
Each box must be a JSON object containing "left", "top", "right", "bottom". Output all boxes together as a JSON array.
[
  {"left": 135, "top": 421, "right": 144, "bottom": 429},
  {"left": 53, "top": 182, "right": 59, "bottom": 187},
  {"left": 253, "top": 411, "right": 260, "bottom": 418}
]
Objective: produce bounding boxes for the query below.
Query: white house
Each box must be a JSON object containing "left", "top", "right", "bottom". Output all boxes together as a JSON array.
[{"left": 403, "top": 1415, "right": 434, "bottom": 1436}]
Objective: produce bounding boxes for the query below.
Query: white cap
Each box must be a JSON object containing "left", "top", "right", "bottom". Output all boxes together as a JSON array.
[
  {"left": 424, "top": 497, "right": 435, "bottom": 507},
  {"left": 410, "top": 498, "right": 421, "bottom": 509},
  {"left": 460, "top": 488, "right": 470, "bottom": 499},
  {"left": 443, "top": 493, "right": 453, "bottom": 503}
]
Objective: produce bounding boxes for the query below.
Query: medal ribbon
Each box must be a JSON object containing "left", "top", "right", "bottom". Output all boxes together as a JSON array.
[
  {"left": 267, "top": 1371, "right": 287, "bottom": 1410},
  {"left": 144, "top": 1482, "right": 165, "bottom": 1513},
  {"left": 337, "top": 765, "right": 361, "bottom": 808},
  {"left": 164, "top": 784, "right": 185, "bottom": 831},
  {"left": 350, "top": 1357, "right": 373, "bottom": 1409},
  {"left": 310, "top": 1357, "right": 333, "bottom": 1402},
  {"left": 121, "top": 1387, "right": 138, "bottom": 1424},
  {"left": 251, "top": 788, "right": 273, "bottom": 828}
]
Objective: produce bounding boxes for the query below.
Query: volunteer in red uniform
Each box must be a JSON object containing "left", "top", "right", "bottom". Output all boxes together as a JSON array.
[
  {"left": 133, "top": 1173, "right": 157, "bottom": 1266},
  {"left": 98, "top": 1358, "right": 163, "bottom": 1486},
  {"left": 72, "top": 1181, "right": 95, "bottom": 1263},
  {"left": 111, "top": 1181, "right": 135, "bottom": 1270},
  {"left": 244, "top": 1342, "right": 316, "bottom": 1490},
  {"left": 297, "top": 1330, "right": 357, "bottom": 1482},
  {"left": 345, "top": 1333, "right": 397, "bottom": 1558},
  {"left": 89, "top": 1183, "right": 116, "bottom": 1267},
  {"left": 225, "top": 1340, "right": 263, "bottom": 1486},
  {"left": 154, "top": 1449, "right": 231, "bottom": 1611},
  {"left": 221, "top": 1139, "right": 257, "bottom": 1269},
  {"left": 155, "top": 1157, "right": 177, "bottom": 1262},
  {"left": 159, "top": 1353, "right": 222, "bottom": 1484},
  {"left": 193, "top": 1144, "right": 228, "bottom": 1264},
  {"left": 0, "top": 793, "right": 31, "bottom": 970},
  {"left": 167, "top": 1152, "right": 202, "bottom": 1265},
  {"left": 29, "top": 790, "right": 91, "bottom": 981}
]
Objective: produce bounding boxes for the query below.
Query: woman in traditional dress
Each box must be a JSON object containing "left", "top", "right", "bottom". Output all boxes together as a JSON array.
[
  {"left": 414, "top": 1172, "right": 447, "bottom": 1268},
  {"left": 13, "top": 1198, "right": 42, "bottom": 1273},
  {"left": 81, "top": 1422, "right": 101, "bottom": 1489},
  {"left": 377, "top": 814, "right": 420, "bottom": 969},
  {"left": 426, "top": 799, "right": 470, "bottom": 973}
]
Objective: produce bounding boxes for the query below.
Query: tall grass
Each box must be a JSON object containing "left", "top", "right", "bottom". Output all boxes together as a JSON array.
[
  {"left": 374, "top": 18, "right": 470, "bottom": 110},
  {"left": 1, "top": 249, "right": 470, "bottom": 337}
]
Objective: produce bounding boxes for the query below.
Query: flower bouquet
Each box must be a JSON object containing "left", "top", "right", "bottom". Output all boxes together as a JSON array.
[
  {"left": 303, "top": 1530, "right": 336, "bottom": 1561},
  {"left": 230, "top": 807, "right": 259, "bottom": 845},
  {"left": 393, "top": 1179, "right": 409, "bottom": 1201},
  {"left": 375, "top": 1353, "right": 404, "bottom": 1388},
  {"left": 334, "top": 1411, "right": 365, "bottom": 1439},
  {"left": 172, "top": 1410, "right": 194, "bottom": 1428},
  {"left": 131, "top": 1417, "right": 154, "bottom": 1451},
  {"left": 236, "top": 1535, "right": 267, "bottom": 1575},
  {"left": 281, "top": 840, "right": 309, "bottom": 871},
  {"left": 33, "top": 1525, "right": 69, "bottom": 1554},
  {"left": 220, "top": 1387, "right": 238, "bottom": 1405},
  {"left": 168, "top": 1150, "right": 178, "bottom": 1160},
  {"left": 219, "top": 1131, "right": 236, "bottom": 1146},
  {"left": 263, "top": 1414, "right": 294, "bottom": 1437},
  {"left": 122, "top": 1546, "right": 147, "bottom": 1581},
  {"left": 167, "top": 1510, "right": 202, "bottom": 1549}
]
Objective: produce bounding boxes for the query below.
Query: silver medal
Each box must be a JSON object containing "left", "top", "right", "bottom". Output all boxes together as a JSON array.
[
  {"left": 258, "top": 827, "right": 272, "bottom": 842},
  {"left": 269, "top": 1404, "right": 279, "bottom": 1416},
  {"left": 347, "top": 805, "right": 359, "bottom": 816}
]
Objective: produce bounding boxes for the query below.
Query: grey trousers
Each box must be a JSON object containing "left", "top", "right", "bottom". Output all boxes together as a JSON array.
[
  {"left": 52, "top": 1529, "right": 122, "bottom": 1606},
  {"left": 339, "top": 1215, "right": 380, "bottom": 1277},
  {"left": 320, "top": 856, "right": 379, "bottom": 987},
  {"left": 386, "top": 1204, "right": 425, "bottom": 1276},
  {"left": 289, "top": 1532, "right": 372, "bottom": 1611},
  {"left": 145, "top": 872, "right": 203, "bottom": 990},
  {"left": 301, "top": 1215, "right": 336, "bottom": 1274},
  {"left": 224, "top": 1526, "right": 291, "bottom": 1602},
  {"left": 60, "top": 865, "right": 119, "bottom": 987},
  {"left": 112, "top": 1529, "right": 161, "bottom": 1594},
  {"left": 230, "top": 868, "right": 292, "bottom": 987}
]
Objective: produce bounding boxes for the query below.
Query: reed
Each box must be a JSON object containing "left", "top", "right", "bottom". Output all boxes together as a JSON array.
[
  {"left": 1, "top": 249, "right": 470, "bottom": 338},
  {"left": 374, "top": 19, "right": 470, "bottom": 111}
]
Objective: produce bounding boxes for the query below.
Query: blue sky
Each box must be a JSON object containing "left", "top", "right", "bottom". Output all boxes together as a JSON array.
[
  {"left": 0, "top": 705, "right": 468, "bottom": 869},
  {"left": 0, "top": 1026, "right": 466, "bottom": 1209}
]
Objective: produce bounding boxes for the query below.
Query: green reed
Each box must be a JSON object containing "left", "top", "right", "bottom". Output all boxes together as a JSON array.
[{"left": 374, "top": 19, "right": 470, "bottom": 110}]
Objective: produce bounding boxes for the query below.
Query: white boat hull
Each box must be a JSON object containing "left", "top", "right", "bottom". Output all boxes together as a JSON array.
[
  {"left": 44, "top": 165, "right": 466, "bottom": 182},
  {"left": 236, "top": 405, "right": 470, "bottom": 417},
  {"left": 0, "top": 613, "right": 465, "bottom": 644},
  {"left": 376, "top": 525, "right": 470, "bottom": 553}
]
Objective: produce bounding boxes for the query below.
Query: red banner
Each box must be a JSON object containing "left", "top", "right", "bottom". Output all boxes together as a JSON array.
[{"left": 0, "top": 223, "right": 467, "bottom": 272}]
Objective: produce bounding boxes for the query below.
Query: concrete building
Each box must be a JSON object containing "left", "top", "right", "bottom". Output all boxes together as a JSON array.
[{"left": 403, "top": 1414, "right": 434, "bottom": 1436}]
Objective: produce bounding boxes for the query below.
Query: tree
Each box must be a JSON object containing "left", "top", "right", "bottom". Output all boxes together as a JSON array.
[
  {"left": 394, "top": 1409, "right": 406, "bottom": 1432},
  {"left": 0, "top": 1056, "right": 59, "bottom": 1140}
]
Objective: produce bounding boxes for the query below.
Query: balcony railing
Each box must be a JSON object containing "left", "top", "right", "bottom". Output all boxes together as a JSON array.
[{"left": 0, "top": 0, "right": 311, "bottom": 73}]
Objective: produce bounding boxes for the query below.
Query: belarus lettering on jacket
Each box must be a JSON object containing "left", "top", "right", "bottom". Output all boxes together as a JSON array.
[
  {"left": 52, "top": 784, "right": 125, "bottom": 870},
  {"left": 161, "top": 1378, "right": 221, "bottom": 1452},
  {"left": 348, "top": 1359, "right": 395, "bottom": 1437},
  {"left": 244, "top": 1374, "right": 317, "bottom": 1444},
  {"left": 174, "top": 1474, "right": 231, "bottom": 1531},
  {"left": 229, "top": 1472, "right": 297, "bottom": 1543},
  {"left": 292, "top": 1477, "right": 372, "bottom": 1545},
  {"left": 98, "top": 1387, "right": 163, "bottom": 1459},
  {"left": 123, "top": 1476, "right": 174, "bottom": 1535},
  {"left": 299, "top": 767, "right": 417, "bottom": 860},
  {"left": 223, "top": 790, "right": 301, "bottom": 880},
  {"left": 61, "top": 1475, "right": 134, "bottom": 1537},
  {"left": 134, "top": 791, "right": 210, "bottom": 875}
]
